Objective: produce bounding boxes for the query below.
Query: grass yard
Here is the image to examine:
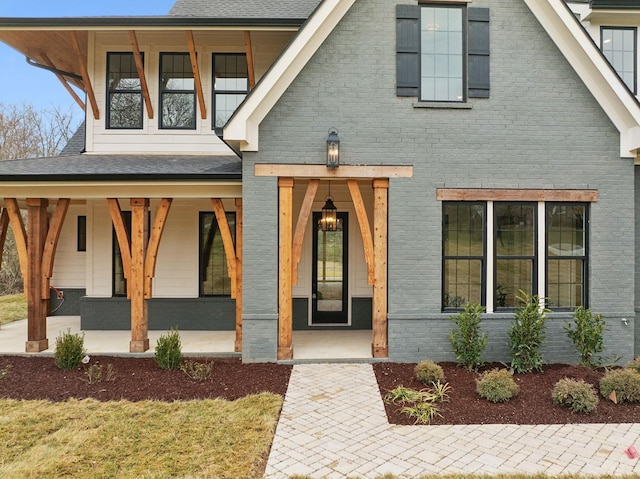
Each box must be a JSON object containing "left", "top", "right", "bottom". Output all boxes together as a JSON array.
[
  {"left": 0, "top": 394, "right": 282, "bottom": 479},
  {"left": 0, "top": 293, "right": 26, "bottom": 325}
]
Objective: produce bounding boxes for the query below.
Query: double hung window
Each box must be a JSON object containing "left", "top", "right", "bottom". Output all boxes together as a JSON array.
[
  {"left": 160, "top": 53, "right": 196, "bottom": 129},
  {"left": 213, "top": 54, "right": 248, "bottom": 134},
  {"left": 442, "top": 201, "right": 588, "bottom": 311},
  {"left": 200, "top": 212, "right": 236, "bottom": 296},
  {"left": 107, "top": 52, "right": 143, "bottom": 129}
]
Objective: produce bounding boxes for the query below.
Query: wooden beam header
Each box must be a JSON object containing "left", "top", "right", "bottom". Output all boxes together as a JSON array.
[
  {"left": 436, "top": 188, "right": 599, "bottom": 202},
  {"left": 256, "top": 164, "right": 413, "bottom": 179}
]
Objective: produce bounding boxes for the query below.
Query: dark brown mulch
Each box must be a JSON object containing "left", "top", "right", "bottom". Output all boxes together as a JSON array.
[
  {"left": 374, "top": 362, "right": 640, "bottom": 425},
  {"left": 0, "top": 356, "right": 291, "bottom": 402}
]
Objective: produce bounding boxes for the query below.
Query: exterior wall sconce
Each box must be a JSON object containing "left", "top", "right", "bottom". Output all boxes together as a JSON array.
[
  {"left": 326, "top": 128, "right": 340, "bottom": 168},
  {"left": 321, "top": 181, "right": 338, "bottom": 232}
]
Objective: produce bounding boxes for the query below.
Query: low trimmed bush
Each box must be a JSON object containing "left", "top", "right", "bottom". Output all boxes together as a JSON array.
[
  {"left": 599, "top": 368, "right": 640, "bottom": 403},
  {"left": 552, "top": 378, "right": 599, "bottom": 414},
  {"left": 414, "top": 360, "right": 445, "bottom": 385},
  {"left": 155, "top": 328, "right": 183, "bottom": 370},
  {"left": 625, "top": 357, "right": 640, "bottom": 374},
  {"left": 54, "top": 329, "right": 86, "bottom": 370},
  {"left": 476, "top": 368, "right": 519, "bottom": 403}
]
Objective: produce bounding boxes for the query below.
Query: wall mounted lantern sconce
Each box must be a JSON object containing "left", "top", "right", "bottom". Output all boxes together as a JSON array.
[{"left": 326, "top": 128, "right": 340, "bottom": 168}]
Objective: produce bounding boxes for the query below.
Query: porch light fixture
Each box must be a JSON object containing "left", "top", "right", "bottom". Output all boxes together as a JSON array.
[
  {"left": 321, "top": 181, "right": 338, "bottom": 232},
  {"left": 326, "top": 128, "right": 340, "bottom": 168}
]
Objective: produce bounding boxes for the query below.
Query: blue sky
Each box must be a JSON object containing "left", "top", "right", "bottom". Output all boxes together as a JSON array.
[{"left": 0, "top": 1, "right": 175, "bottom": 118}]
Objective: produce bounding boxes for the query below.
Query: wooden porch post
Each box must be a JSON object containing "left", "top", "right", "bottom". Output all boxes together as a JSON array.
[
  {"left": 372, "top": 179, "right": 389, "bottom": 357},
  {"left": 130, "top": 198, "right": 149, "bottom": 352},
  {"left": 25, "top": 198, "right": 49, "bottom": 352},
  {"left": 235, "top": 198, "right": 243, "bottom": 352},
  {"left": 278, "top": 178, "right": 294, "bottom": 360}
]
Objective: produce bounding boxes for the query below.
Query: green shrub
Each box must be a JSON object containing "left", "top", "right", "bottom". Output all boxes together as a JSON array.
[
  {"left": 476, "top": 368, "right": 519, "bottom": 403},
  {"left": 155, "top": 328, "right": 183, "bottom": 370},
  {"left": 599, "top": 368, "right": 640, "bottom": 403},
  {"left": 508, "top": 291, "right": 549, "bottom": 373},
  {"left": 448, "top": 303, "right": 487, "bottom": 371},
  {"left": 625, "top": 356, "right": 640, "bottom": 374},
  {"left": 414, "top": 360, "right": 445, "bottom": 385},
  {"left": 564, "top": 306, "right": 605, "bottom": 368},
  {"left": 54, "top": 329, "right": 87, "bottom": 370},
  {"left": 552, "top": 378, "right": 599, "bottom": 414},
  {"left": 180, "top": 360, "right": 213, "bottom": 381}
]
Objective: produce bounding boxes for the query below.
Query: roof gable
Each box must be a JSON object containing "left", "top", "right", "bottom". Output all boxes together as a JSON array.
[{"left": 226, "top": 0, "right": 640, "bottom": 158}]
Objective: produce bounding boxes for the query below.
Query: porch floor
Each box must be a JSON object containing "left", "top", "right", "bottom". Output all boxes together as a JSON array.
[{"left": 0, "top": 316, "right": 374, "bottom": 360}]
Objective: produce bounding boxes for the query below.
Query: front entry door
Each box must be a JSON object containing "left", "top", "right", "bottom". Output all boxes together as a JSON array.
[{"left": 312, "top": 212, "right": 348, "bottom": 324}]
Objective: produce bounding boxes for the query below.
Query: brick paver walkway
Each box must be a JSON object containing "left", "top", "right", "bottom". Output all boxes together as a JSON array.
[{"left": 264, "top": 363, "right": 640, "bottom": 478}]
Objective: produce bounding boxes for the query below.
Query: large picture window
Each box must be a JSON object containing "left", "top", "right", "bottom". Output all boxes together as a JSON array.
[
  {"left": 601, "top": 27, "right": 637, "bottom": 94},
  {"left": 107, "top": 52, "right": 143, "bottom": 129},
  {"left": 442, "top": 201, "right": 588, "bottom": 311},
  {"left": 160, "top": 53, "right": 196, "bottom": 129},
  {"left": 213, "top": 53, "right": 248, "bottom": 134},
  {"left": 200, "top": 212, "right": 236, "bottom": 296}
]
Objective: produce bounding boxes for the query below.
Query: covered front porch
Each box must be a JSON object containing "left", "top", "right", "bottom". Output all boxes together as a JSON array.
[{"left": 0, "top": 315, "right": 373, "bottom": 360}]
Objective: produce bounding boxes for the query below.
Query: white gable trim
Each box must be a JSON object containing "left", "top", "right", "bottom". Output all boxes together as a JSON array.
[
  {"left": 524, "top": 0, "right": 640, "bottom": 158},
  {"left": 224, "top": 0, "right": 356, "bottom": 151},
  {"left": 226, "top": 0, "right": 640, "bottom": 158}
]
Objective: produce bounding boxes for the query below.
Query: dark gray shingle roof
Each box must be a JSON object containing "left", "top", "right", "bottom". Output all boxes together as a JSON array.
[
  {"left": 0, "top": 154, "right": 241, "bottom": 181},
  {"left": 59, "top": 121, "right": 86, "bottom": 156},
  {"left": 168, "top": 0, "right": 322, "bottom": 19}
]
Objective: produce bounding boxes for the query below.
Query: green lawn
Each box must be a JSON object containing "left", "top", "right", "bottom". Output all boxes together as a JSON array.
[
  {"left": 0, "top": 293, "right": 26, "bottom": 325},
  {"left": 0, "top": 394, "right": 282, "bottom": 479}
]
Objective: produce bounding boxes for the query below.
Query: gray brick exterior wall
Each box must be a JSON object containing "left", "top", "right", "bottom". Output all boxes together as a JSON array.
[
  {"left": 242, "top": 317, "right": 278, "bottom": 362},
  {"left": 241, "top": 0, "right": 637, "bottom": 362}
]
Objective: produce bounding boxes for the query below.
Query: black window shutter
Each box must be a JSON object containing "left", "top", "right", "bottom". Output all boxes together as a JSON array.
[
  {"left": 396, "top": 4, "right": 420, "bottom": 97},
  {"left": 468, "top": 8, "right": 490, "bottom": 98}
]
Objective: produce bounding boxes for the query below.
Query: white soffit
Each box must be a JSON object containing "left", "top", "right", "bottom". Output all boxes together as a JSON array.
[
  {"left": 524, "top": 0, "right": 640, "bottom": 158},
  {"left": 223, "top": 0, "right": 356, "bottom": 151}
]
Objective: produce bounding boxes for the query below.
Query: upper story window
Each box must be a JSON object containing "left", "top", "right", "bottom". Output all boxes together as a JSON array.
[
  {"left": 396, "top": 4, "right": 490, "bottom": 102},
  {"left": 421, "top": 6, "right": 465, "bottom": 102},
  {"left": 601, "top": 27, "right": 637, "bottom": 94},
  {"left": 107, "top": 52, "right": 143, "bottom": 129},
  {"left": 213, "top": 53, "right": 248, "bottom": 134},
  {"left": 160, "top": 53, "right": 196, "bottom": 129}
]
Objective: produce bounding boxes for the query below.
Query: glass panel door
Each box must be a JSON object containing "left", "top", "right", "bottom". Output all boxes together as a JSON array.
[{"left": 312, "top": 212, "right": 348, "bottom": 324}]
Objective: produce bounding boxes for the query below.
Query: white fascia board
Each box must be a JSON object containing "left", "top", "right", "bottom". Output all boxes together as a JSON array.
[
  {"left": 224, "top": 0, "right": 356, "bottom": 151},
  {"left": 524, "top": 0, "right": 640, "bottom": 158}
]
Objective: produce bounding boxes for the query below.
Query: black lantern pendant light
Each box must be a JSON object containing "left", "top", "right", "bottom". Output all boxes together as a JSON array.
[{"left": 321, "top": 181, "right": 338, "bottom": 232}]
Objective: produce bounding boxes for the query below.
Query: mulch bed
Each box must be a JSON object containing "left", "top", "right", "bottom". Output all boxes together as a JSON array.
[
  {"left": 0, "top": 356, "right": 291, "bottom": 402},
  {"left": 374, "top": 362, "right": 640, "bottom": 425},
  {"left": 3, "top": 355, "right": 640, "bottom": 427}
]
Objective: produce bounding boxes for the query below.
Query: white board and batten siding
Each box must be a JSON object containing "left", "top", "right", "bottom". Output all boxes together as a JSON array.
[{"left": 85, "top": 30, "right": 295, "bottom": 154}]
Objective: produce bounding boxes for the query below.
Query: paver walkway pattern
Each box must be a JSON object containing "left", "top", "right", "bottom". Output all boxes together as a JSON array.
[{"left": 264, "top": 363, "right": 640, "bottom": 478}]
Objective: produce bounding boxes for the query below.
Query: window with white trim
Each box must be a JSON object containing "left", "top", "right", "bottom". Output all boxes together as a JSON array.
[{"left": 442, "top": 201, "right": 588, "bottom": 311}]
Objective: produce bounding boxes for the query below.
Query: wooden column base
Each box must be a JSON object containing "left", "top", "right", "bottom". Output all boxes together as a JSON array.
[
  {"left": 234, "top": 339, "right": 242, "bottom": 353},
  {"left": 277, "top": 346, "right": 293, "bottom": 360},
  {"left": 26, "top": 339, "right": 48, "bottom": 353},
  {"left": 372, "top": 345, "right": 388, "bottom": 358},
  {"left": 130, "top": 339, "right": 150, "bottom": 353}
]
